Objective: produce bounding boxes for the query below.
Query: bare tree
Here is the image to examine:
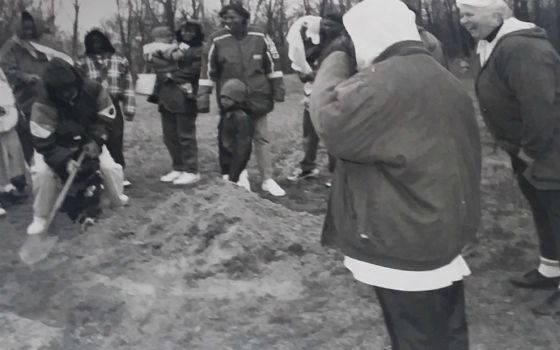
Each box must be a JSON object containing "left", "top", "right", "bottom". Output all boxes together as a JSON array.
[{"left": 71, "top": 0, "right": 80, "bottom": 58}]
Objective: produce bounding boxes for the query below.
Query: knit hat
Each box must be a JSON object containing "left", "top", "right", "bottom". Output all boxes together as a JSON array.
[
  {"left": 42, "top": 57, "right": 80, "bottom": 89},
  {"left": 220, "top": 79, "right": 247, "bottom": 103},
  {"left": 151, "top": 26, "right": 172, "bottom": 40}
]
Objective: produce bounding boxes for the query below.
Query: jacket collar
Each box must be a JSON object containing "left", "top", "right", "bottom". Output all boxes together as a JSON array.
[{"left": 373, "top": 40, "right": 430, "bottom": 64}]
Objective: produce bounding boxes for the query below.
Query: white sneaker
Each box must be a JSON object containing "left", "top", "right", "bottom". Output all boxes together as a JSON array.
[
  {"left": 236, "top": 170, "right": 251, "bottom": 191},
  {"left": 27, "top": 216, "right": 47, "bottom": 235},
  {"left": 222, "top": 174, "right": 229, "bottom": 181},
  {"left": 160, "top": 170, "right": 182, "bottom": 183},
  {"left": 123, "top": 180, "right": 132, "bottom": 188},
  {"left": 261, "top": 178, "right": 286, "bottom": 197},
  {"left": 119, "top": 194, "right": 130, "bottom": 207},
  {"left": 173, "top": 172, "right": 200, "bottom": 185},
  {"left": 0, "top": 207, "right": 6, "bottom": 217}
]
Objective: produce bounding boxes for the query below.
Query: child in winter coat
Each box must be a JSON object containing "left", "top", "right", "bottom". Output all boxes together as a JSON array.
[
  {"left": 218, "top": 79, "right": 253, "bottom": 191},
  {"left": 143, "top": 26, "right": 192, "bottom": 97}
]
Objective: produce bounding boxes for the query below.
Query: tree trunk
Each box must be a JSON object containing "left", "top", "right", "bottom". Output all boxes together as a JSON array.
[{"left": 71, "top": 0, "right": 80, "bottom": 59}]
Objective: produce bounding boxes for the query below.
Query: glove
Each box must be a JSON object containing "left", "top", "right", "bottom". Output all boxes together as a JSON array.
[
  {"left": 66, "top": 158, "right": 80, "bottom": 175},
  {"left": 83, "top": 141, "right": 101, "bottom": 158},
  {"left": 197, "top": 94, "right": 210, "bottom": 113}
]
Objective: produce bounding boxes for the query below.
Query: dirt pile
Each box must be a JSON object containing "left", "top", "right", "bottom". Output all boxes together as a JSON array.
[{"left": 0, "top": 180, "right": 387, "bottom": 350}]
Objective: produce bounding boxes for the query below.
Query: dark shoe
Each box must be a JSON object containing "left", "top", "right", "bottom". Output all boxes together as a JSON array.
[
  {"left": 287, "top": 168, "right": 319, "bottom": 182},
  {"left": 510, "top": 269, "right": 560, "bottom": 289},
  {"left": 532, "top": 291, "right": 560, "bottom": 316}
]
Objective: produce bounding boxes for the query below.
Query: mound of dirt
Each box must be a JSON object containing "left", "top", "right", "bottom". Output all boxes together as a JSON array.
[{"left": 1, "top": 179, "right": 388, "bottom": 350}]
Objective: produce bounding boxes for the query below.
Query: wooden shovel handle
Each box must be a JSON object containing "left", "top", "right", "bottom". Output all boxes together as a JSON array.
[{"left": 44, "top": 151, "right": 87, "bottom": 233}]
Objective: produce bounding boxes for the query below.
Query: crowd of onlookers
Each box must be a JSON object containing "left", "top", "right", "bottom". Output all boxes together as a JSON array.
[{"left": 2, "top": 0, "right": 560, "bottom": 348}]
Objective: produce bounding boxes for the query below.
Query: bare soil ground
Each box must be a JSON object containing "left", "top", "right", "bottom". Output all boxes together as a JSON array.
[{"left": 1, "top": 75, "right": 559, "bottom": 350}]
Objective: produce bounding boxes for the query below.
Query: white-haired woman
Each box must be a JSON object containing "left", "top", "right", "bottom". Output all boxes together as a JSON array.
[
  {"left": 458, "top": 0, "right": 560, "bottom": 316},
  {"left": 311, "top": 0, "right": 481, "bottom": 348}
]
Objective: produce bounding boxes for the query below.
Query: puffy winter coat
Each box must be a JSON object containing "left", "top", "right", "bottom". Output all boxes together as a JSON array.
[
  {"left": 476, "top": 27, "right": 560, "bottom": 190},
  {"left": 0, "top": 11, "right": 50, "bottom": 115},
  {"left": 30, "top": 62, "right": 115, "bottom": 176},
  {"left": 310, "top": 42, "right": 481, "bottom": 271},
  {"left": 199, "top": 25, "right": 285, "bottom": 116}
]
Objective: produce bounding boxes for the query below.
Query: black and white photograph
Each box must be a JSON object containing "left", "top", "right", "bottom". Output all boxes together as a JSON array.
[{"left": 1, "top": 0, "right": 560, "bottom": 349}]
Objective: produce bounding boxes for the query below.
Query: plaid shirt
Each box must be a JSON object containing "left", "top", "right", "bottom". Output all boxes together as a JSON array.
[{"left": 76, "top": 53, "right": 135, "bottom": 117}]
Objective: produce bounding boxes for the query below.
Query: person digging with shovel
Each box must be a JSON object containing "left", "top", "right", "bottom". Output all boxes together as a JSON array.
[{"left": 27, "top": 57, "right": 128, "bottom": 235}]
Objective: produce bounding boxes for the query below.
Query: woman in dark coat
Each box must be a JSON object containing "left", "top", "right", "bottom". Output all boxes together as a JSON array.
[
  {"left": 156, "top": 20, "right": 204, "bottom": 186},
  {"left": 458, "top": 0, "right": 560, "bottom": 316}
]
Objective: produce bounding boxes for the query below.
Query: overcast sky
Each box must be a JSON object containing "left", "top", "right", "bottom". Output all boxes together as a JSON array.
[{"left": 56, "top": 0, "right": 223, "bottom": 34}]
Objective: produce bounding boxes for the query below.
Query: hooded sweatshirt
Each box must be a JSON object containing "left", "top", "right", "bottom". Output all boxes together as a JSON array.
[
  {"left": 476, "top": 24, "right": 560, "bottom": 190},
  {"left": 30, "top": 58, "right": 116, "bottom": 175},
  {"left": 310, "top": 0, "right": 481, "bottom": 275},
  {"left": 76, "top": 29, "right": 135, "bottom": 118},
  {"left": 286, "top": 16, "right": 322, "bottom": 74},
  {"left": 0, "top": 11, "right": 66, "bottom": 115}
]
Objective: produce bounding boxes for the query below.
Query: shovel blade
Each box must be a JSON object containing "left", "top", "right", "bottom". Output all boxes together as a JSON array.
[{"left": 18, "top": 234, "right": 59, "bottom": 265}]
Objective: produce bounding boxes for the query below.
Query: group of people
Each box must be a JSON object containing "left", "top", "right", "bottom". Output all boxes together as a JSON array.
[{"left": 1, "top": 0, "right": 560, "bottom": 348}]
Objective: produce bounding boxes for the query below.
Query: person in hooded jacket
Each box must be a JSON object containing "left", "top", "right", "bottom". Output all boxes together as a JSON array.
[
  {"left": 76, "top": 29, "right": 135, "bottom": 187},
  {"left": 287, "top": 13, "right": 344, "bottom": 186},
  {"left": 152, "top": 20, "right": 204, "bottom": 186},
  {"left": 458, "top": 0, "right": 560, "bottom": 316},
  {"left": 27, "top": 58, "right": 127, "bottom": 234},
  {"left": 198, "top": 3, "right": 287, "bottom": 197},
  {"left": 310, "top": 0, "right": 481, "bottom": 348},
  {"left": 0, "top": 11, "right": 69, "bottom": 165},
  {"left": 218, "top": 79, "right": 253, "bottom": 191}
]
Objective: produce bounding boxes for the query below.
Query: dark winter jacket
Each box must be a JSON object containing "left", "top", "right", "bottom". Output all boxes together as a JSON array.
[
  {"left": 30, "top": 59, "right": 115, "bottom": 176},
  {"left": 310, "top": 42, "right": 481, "bottom": 271},
  {"left": 156, "top": 21, "right": 204, "bottom": 115},
  {"left": 0, "top": 11, "right": 50, "bottom": 115},
  {"left": 476, "top": 27, "right": 560, "bottom": 190},
  {"left": 199, "top": 25, "right": 285, "bottom": 116}
]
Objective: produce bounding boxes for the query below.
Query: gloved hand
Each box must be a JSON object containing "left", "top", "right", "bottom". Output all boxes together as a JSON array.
[
  {"left": 83, "top": 141, "right": 101, "bottom": 158},
  {"left": 66, "top": 158, "right": 80, "bottom": 175},
  {"left": 197, "top": 94, "right": 210, "bottom": 113}
]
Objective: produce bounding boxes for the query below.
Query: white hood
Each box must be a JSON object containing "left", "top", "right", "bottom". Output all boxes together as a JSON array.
[
  {"left": 286, "top": 16, "right": 322, "bottom": 74},
  {"left": 0, "top": 69, "right": 18, "bottom": 133},
  {"left": 477, "top": 17, "right": 535, "bottom": 66},
  {"left": 343, "top": 0, "right": 420, "bottom": 70}
]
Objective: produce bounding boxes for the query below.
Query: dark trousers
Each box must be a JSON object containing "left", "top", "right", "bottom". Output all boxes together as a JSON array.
[
  {"left": 375, "top": 281, "right": 469, "bottom": 350},
  {"left": 106, "top": 98, "right": 125, "bottom": 169},
  {"left": 160, "top": 109, "right": 198, "bottom": 173},
  {"left": 517, "top": 174, "right": 560, "bottom": 261},
  {"left": 301, "top": 109, "right": 335, "bottom": 172},
  {"left": 218, "top": 112, "right": 254, "bottom": 183},
  {"left": 16, "top": 112, "right": 34, "bottom": 165}
]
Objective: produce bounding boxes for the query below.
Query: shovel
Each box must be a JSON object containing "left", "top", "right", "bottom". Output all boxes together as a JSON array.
[{"left": 18, "top": 152, "right": 86, "bottom": 265}]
